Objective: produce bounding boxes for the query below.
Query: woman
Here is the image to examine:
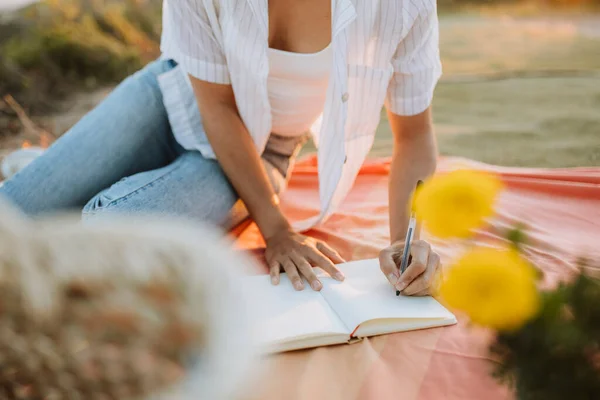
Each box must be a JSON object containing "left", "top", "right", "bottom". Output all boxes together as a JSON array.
[{"left": 0, "top": 0, "right": 442, "bottom": 295}]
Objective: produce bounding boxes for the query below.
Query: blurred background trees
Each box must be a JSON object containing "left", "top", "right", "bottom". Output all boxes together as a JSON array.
[{"left": 1, "top": 0, "right": 162, "bottom": 114}]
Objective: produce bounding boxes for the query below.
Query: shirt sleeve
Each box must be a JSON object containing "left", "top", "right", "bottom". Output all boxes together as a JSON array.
[
  {"left": 385, "top": 3, "right": 442, "bottom": 116},
  {"left": 161, "top": 0, "right": 230, "bottom": 84}
]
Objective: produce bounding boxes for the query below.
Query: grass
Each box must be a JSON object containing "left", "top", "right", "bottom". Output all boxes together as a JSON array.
[
  {"left": 431, "top": 78, "right": 600, "bottom": 167},
  {"left": 364, "top": 76, "right": 600, "bottom": 168}
]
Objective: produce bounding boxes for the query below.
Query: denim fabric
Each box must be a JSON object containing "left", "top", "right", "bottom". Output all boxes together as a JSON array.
[{"left": 0, "top": 59, "right": 305, "bottom": 228}]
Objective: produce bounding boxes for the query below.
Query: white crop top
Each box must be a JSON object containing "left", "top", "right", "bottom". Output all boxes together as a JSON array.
[{"left": 267, "top": 44, "right": 332, "bottom": 136}]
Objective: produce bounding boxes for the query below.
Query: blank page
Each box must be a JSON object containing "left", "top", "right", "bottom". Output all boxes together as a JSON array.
[
  {"left": 244, "top": 274, "right": 349, "bottom": 350},
  {"left": 319, "top": 259, "right": 456, "bottom": 334}
]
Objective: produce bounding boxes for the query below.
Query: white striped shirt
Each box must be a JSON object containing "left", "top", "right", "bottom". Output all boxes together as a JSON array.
[{"left": 159, "top": 0, "right": 442, "bottom": 231}]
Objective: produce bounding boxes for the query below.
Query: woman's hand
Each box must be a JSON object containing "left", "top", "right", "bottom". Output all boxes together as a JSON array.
[
  {"left": 379, "top": 240, "right": 441, "bottom": 296},
  {"left": 265, "top": 228, "right": 346, "bottom": 291}
]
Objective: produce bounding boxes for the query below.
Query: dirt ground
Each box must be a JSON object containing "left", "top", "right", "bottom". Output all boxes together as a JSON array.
[{"left": 3, "top": 13, "right": 600, "bottom": 168}]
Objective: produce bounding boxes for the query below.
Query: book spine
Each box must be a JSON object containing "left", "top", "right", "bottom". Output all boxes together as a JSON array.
[{"left": 347, "top": 337, "right": 364, "bottom": 345}]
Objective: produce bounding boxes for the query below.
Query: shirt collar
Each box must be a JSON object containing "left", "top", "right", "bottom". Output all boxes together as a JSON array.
[{"left": 332, "top": 0, "right": 357, "bottom": 37}]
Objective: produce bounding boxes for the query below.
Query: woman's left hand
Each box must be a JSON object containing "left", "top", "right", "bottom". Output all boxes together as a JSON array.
[{"left": 379, "top": 240, "right": 441, "bottom": 296}]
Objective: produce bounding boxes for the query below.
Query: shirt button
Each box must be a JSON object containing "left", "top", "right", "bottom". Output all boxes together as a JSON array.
[{"left": 341, "top": 92, "right": 350, "bottom": 102}]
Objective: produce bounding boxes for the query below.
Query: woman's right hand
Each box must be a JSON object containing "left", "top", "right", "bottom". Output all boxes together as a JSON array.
[{"left": 265, "top": 228, "right": 346, "bottom": 291}]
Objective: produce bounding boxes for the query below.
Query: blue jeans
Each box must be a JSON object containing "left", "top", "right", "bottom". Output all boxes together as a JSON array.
[{"left": 0, "top": 59, "right": 302, "bottom": 228}]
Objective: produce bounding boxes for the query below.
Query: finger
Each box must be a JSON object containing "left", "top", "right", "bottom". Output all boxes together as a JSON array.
[
  {"left": 306, "top": 248, "right": 345, "bottom": 282},
  {"left": 431, "top": 256, "right": 444, "bottom": 294},
  {"left": 409, "top": 288, "right": 431, "bottom": 297},
  {"left": 401, "top": 276, "right": 428, "bottom": 296},
  {"left": 402, "top": 253, "right": 440, "bottom": 296},
  {"left": 396, "top": 241, "right": 430, "bottom": 292},
  {"left": 269, "top": 260, "right": 281, "bottom": 285},
  {"left": 316, "top": 241, "right": 346, "bottom": 264},
  {"left": 410, "top": 240, "right": 430, "bottom": 270},
  {"left": 281, "top": 258, "right": 304, "bottom": 291},
  {"left": 379, "top": 247, "right": 401, "bottom": 287},
  {"left": 291, "top": 251, "right": 322, "bottom": 291}
]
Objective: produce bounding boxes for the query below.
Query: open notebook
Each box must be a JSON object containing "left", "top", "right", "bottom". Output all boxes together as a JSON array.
[{"left": 246, "top": 258, "right": 457, "bottom": 353}]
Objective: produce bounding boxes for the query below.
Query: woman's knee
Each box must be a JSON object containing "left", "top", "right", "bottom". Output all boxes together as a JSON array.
[
  {"left": 81, "top": 179, "right": 239, "bottom": 227},
  {"left": 81, "top": 178, "right": 160, "bottom": 222},
  {"left": 82, "top": 193, "right": 237, "bottom": 227}
]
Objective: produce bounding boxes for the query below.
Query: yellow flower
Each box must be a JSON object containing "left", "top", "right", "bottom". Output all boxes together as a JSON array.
[
  {"left": 415, "top": 170, "right": 503, "bottom": 239},
  {"left": 438, "top": 247, "right": 540, "bottom": 331}
]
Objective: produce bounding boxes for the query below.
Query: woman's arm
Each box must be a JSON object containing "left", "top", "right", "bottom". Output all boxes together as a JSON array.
[
  {"left": 379, "top": 0, "right": 443, "bottom": 296},
  {"left": 191, "top": 79, "right": 288, "bottom": 239},
  {"left": 166, "top": 1, "right": 344, "bottom": 291},
  {"left": 379, "top": 108, "right": 442, "bottom": 296},
  {"left": 387, "top": 108, "right": 437, "bottom": 243},
  {"left": 190, "top": 78, "right": 345, "bottom": 290}
]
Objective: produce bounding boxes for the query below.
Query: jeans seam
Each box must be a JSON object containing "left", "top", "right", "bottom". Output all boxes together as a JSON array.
[{"left": 84, "top": 161, "right": 184, "bottom": 214}]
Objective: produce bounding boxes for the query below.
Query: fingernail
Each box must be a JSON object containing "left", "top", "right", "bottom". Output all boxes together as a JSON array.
[
  {"left": 293, "top": 281, "right": 304, "bottom": 291},
  {"left": 387, "top": 273, "right": 399, "bottom": 285},
  {"left": 396, "top": 281, "right": 408, "bottom": 292},
  {"left": 311, "top": 281, "right": 322, "bottom": 291},
  {"left": 271, "top": 275, "right": 279, "bottom": 285},
  {"left": 335, "top": 272, "right": 345, "bottom": 281}
]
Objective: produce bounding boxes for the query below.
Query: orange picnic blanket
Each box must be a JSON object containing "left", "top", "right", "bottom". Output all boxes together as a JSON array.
[{"left": 234, "top": 156, "right": 600, "bottom": 400}]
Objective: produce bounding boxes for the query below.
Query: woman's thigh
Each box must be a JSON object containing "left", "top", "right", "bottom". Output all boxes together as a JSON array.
[
  {"left": 82, "top": 151, "right": 242, "bottom": 227},
  {"left": 0, "top": 59, "right": 181, "bottom": 215}
]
